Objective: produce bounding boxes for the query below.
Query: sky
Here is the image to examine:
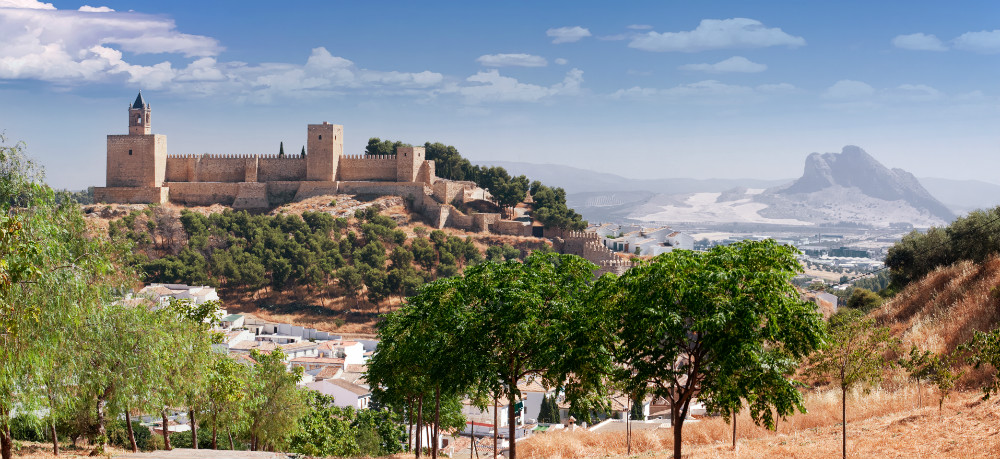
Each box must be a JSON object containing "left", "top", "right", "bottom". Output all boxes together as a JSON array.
[{"left": 1, "top": 0, "right": 999, "bottom": 190}]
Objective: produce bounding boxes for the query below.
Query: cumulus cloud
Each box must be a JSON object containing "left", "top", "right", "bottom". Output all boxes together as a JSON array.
[
  {"left": 455, "top": 68, "right": 583, "bottom": 103},
  {"left": 476, "top": 53, "right": 547, "bottom": 67},
  {"left": 892, "top": 33, "right": 947, "bottom": 51},
  {"left": 628, "top": 18, "right": 805, "bottom": 52},
  {"left": 546, "top": 26, "right": 591, "bottom": 44},
  {"left": 679, "top": 56, "right": 766, "bottom": 73},
  {"left": 953, "top": 30, "right": 1000, "bottom": 53},
  {"left": 78, "top": 5, "right": 114, "bottom": 12},
  {"left": 0, "top": 0, "right": 54, "bottom": 9},
  {"left": 823, "top": 80, "right": 876, "bottom": 99}
]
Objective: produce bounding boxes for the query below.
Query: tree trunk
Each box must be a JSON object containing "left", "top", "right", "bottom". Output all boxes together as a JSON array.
[
  {"left": 416, "top": 394, "right": 424, "bottom": 458},
  {"left": 433, "top": 386, "right": 441, "bottom": 459},
  {"left": 212, "top": 421, "right": 218, "bottom": 450},
  {"left": 626, "top": 395, "right": 631, "bottom": 456},
  {"left": 492, "top": 396, "right": 498, "bottom": 459},
  {"left": 671, "top": 401, "right": 683, "bottom": 459},
  {"left": 841, "top": 386, "right": 847, "bottom": 459},
  {"left": 162, "top": 411, "right": 172, "bottom": 451},
  {"left": 508, "top": 390, "right": 518, "bottom": 459},
  {"left": 51, "top": 416, "right": 59, "bottom": 456},
  {"left": 408, "top": 398, "right": 414, "bottom": 453},
  {"left": 95, "top": 393, "right": 109, "bottom": 450},
  {"left": 732, "top": 407, "right": 737, "bottom": 450},
  {"left": 125, "top": 409, "right": 138, "bottom": 453},
  {"left": 1, "top": 420, "right": 12, "bottom": 459},
  {"left": 190, "top": 409, "right": 198, "bottom": 449},
  {"left": 228, "top": 430, "right": 235, "bottom": 450}
]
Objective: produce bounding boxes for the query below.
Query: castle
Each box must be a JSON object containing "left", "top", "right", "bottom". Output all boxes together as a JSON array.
[{"left": 95, "top": 92, "right": 437, "bottom": 209}]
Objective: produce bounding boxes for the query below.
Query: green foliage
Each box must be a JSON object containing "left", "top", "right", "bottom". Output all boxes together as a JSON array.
[
  {"left": 962, "top": 327, "right": 1000, "bottom": 400},
  {"left": 614, "top": 240, "right": 826, "bottom": 459},
  {"left": 245, "top": 348, "right": 307, "bottom": 451},
  {"left": 885, "top": 207, "right": 1000, "bottom": 288},
  {"left": 9, "top": 414, "right": 46, "bottom": 442},
  {"left": 278, "top": 141, "right": 285, "bottom": 157},
  {"left": 366, "top": 137, "right": 411, "bottom": 156},
  {"left": 108, "top": 421, "right": 151, "bottom": 451},
  {"left": 846, "top": 288, "right": 882, "bottom": 313},
  {"left": 290, "top": 393, "right": 405, "bottom": 457},
  {"left": 529, "top": 181, "right": 586, "bottom": 231}
]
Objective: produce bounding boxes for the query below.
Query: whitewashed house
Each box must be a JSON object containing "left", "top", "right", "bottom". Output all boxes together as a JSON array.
[{"left": 306, "top": 379, "right": 371, "bottom": 409}]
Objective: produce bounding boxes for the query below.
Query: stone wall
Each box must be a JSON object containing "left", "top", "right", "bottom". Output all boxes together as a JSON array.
[
  {"left": 232, "top": 183, "right": 269, "bottom": 209},
  {"left": 94, "top": 186, "right": 168, "bottom": 204},
  {"left": 492, "top": 220, "right": 531, "bottom": 236},
  {"left": 339, "top": 155, "right": 397, "bottom": 181},
  {"left": 259, "top": 157, "right": 307, "bottom": 182},
  {"left": 166, "top": 182, "right": 240, "bottom": 206},
  {"left": 433, "top": 180, "right": 466, "bottom": 204}
]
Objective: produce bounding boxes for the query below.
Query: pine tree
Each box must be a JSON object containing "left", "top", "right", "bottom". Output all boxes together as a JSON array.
[
  {"left": 537, "top": 395, "right": 552, "bottom": 424},
  {"left": 300, "top": 146, "right": 306, "bottom": 158},
  {"left": 279, "top": 141, "right": 285, "bottom": 157}
]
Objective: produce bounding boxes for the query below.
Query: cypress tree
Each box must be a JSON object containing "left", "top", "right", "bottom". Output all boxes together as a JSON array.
[
  {"left": 279, "top": 141, "right": 285, "bottom": 157},
  {"left": 300, "top": 146, "right": 306, "bottom": 158}
]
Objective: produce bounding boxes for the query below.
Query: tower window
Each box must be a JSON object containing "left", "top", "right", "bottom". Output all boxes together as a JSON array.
[
  {"left": 129, "top": 149, "right": 133, "bottom": 155},
  {"left": 319, "top": 135, "right": 322, "bottom": 140}
]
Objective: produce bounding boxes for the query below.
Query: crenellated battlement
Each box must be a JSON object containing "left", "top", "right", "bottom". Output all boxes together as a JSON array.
[
  {"left": 341, "top": 154, "right": 396, "bottom": 160},
  {"left": 166, "top": 153, "right": 305, "bottom": 159},
  {"left": 565, "top": 230, "right": 600, "bottom": 240}
]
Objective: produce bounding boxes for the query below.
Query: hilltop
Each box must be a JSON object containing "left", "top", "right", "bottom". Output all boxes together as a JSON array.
[{"left": 83, "top": 194, "right": 555, "bottom": 335}]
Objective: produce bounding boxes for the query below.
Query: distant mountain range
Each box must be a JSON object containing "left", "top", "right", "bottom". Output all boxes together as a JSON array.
[{"left": 478, "top": 148, "right": 1000, "bottom": 227}]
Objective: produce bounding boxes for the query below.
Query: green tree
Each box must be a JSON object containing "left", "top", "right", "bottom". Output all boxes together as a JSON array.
[
  {"left": 464, "top": 253, "right": 611, "bottom": 459},
  {"left": 807, "top": 310, "right": 898, "bottom": 459},
  {"left": 613, "top": 240, "right": 826, "bottom": 459},
  {"left": 846, "top": 288, "right": 882, "bottom": 313},
  {"left": 962, "top": 327, "right": 1000, "bottom": 400},
  {"left": 278, "top": 141, "right": 285, "bottom": 157},
  {"left": 204, "top": 354, "right": 249, "bottom": 450},
  {"left": 300, "top": 146, "right": 305, "bottom": 158},
  {"left": 245, "top": 348, "right": 306, "bottom": 451}
]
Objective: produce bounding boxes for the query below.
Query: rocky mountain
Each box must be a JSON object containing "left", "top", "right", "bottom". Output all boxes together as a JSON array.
[
  {"left": 772, "top": 146, "right": 954, "bottom": 222},
  {"left": 627, "top": 146, "right": 955, "bottom": 228}
]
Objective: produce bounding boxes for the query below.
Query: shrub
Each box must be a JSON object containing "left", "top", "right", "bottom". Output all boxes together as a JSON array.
[
  {"left": 108, "top": 420, "right": 153, "bottom": 451},
  {"left": 10, "top": 413, "right": 47, "bottom": 442}
]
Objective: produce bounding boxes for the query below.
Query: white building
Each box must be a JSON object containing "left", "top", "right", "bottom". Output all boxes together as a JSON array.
[
  {"left": 595, "top": 225, "right": 695, "bottom": 256},
  {"left": 306, "top": 379, "right": 371, "bottom": 409}
]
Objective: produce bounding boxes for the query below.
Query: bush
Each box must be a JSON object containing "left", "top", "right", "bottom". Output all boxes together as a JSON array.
[
  {"left": 10, "top": 413, "right": 47, "bottom": 442},
  {"left": 108, "top": 420, "right": 152, "bottom": 451},
  {"left": 170, "top": 427, "right": 214, "bottom": 449}
]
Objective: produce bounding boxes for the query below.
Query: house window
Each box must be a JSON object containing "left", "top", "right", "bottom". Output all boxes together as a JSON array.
[{"left": 129, "top": 149, "right": 133, "bottom": 155}]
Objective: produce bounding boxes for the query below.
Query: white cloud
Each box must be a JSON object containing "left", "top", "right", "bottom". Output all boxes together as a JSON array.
[
  {"left": 822, "top": 80, "right": 875, "bottom": 99},
  {"left": 628, "top": 18, "right": 805, "bottom": 52},
  {"left": 611, "top": 80, "right": 797, "bottom": 101},
  {"left": 679, "top": 56, "right": 766, "bottom": 73},
  {"left": 476, "top": 53, "right": 547, "bottom": 67},
  {"left": 546, "top": 26, "right": 591, "bottom": 44},
  {"left": 889, "top": 84, "right": 943, "bottom": 101},
  {"left": 626, "top": 24, "right": 652, "bottom": 30},
  {"left": 455, "top": 68, "right": 583, "bottom": 103},
  {"left": 78, "top": 5, "right": 114, "bottom": 12},
  {"left": 554, "top": 58, "right": 568, "bottom": 65},
  {"left": 892, "top": 33, "right": 947, "bottom": 51},
  {"left": 0, "top": 0, "right": 54, "bottom": 9},
  {"left": 953, "top": 30, "right": 1000, "bottom": 53}
]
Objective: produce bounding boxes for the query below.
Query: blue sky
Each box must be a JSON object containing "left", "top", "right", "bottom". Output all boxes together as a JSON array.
[{"left": 1, "top": 0, "right": 999, "bottom": 190}]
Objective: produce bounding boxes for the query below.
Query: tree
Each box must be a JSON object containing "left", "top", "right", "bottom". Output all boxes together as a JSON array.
[
  {"left": 807, "top": 310, "right": 898, "bottom": 459},
  {"left": 463, "top": 253, "right": 611, "bottom": 459},
  {"left": 613, "top": 240, "right": 827, "bottom": 459},
  {"left": 278, "top": 141, "right": 285, "bottom": 157},
  {"left": 204, "top": 354, "right": 248, "bottom": 449},
  {"left": 962, "top": 327, "right": 1000, "bottom": 400},
  {"left": 300, "top": 146, "right": 306, "bottom": 158},
  {"left": 245, "top": 348, "right": 306, "bottom": 451},
  {"left": 846, "top": 288, "right": 882, "bottom": 313}
]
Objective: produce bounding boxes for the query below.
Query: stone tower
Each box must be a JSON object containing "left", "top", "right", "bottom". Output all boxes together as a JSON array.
[
  {"left": 306, "top": 122, "right": 343, "bottom": 181},
  {"left": 100, "top": 91, "right": 167, "bottom": 198},
  {"left": 396, "top": 146, "right": 425, "bottom": 182}
]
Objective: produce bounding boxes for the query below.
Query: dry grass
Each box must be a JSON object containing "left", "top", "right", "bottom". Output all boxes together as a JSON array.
[
  {"left": 519, "top": 388, "right": 1000, "bottom": 459},
  {"left": 11, "top": 442, "right": 129, "bottom": 459}
]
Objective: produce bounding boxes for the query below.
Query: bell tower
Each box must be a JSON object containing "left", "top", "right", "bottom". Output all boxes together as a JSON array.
[{"left": 129, "top": 91, "right": 151, "bottom": 135}]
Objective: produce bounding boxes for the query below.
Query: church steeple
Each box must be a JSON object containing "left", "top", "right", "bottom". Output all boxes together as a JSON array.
[
  {"left": 132, "top": 91, "right": 148, "bottom": 110},
  {"left": 129, "top": 91, "right": 151, "bottom": 135}
]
